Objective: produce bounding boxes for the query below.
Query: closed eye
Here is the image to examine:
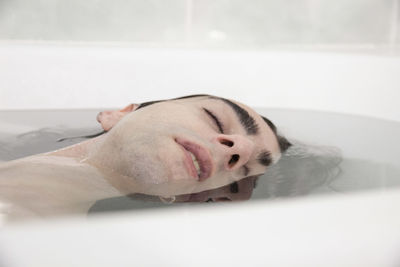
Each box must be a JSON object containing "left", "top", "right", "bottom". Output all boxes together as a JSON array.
[{"left": 203, "top": 108, "right": 224, "bottom": 133}]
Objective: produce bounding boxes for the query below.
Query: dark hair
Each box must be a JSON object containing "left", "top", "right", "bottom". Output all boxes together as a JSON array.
[
  {"left": 136, "top": 94, "right": 210, "bottom": 110},
  {"left": 137, "top": 94, "right": 291, "bottom": 153},
  {"left": 261, "top": 116, "right": 292, "bottom": 153}
]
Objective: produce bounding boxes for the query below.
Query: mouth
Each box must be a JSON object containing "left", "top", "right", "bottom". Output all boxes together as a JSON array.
[{"left": 175, "top": 138, "right": 213, "bottom": 181}]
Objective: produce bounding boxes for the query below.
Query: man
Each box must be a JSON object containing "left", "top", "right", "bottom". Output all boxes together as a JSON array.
[{"left": 0, "top": 95, "right": 291, "bottom": 221}]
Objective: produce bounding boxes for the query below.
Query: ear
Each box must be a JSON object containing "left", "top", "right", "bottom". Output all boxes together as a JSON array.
[{"left": 96, "top": 103, "right": 139, "bottom": 131}]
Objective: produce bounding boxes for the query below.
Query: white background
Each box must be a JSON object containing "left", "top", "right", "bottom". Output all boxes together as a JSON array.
[{"left": 1, "top": 43, "right": 400, "bottom": 122}]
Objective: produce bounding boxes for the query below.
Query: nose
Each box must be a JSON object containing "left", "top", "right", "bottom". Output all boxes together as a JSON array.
[{"left": 215, "top": 134, "right": 254, "bottom": 171}]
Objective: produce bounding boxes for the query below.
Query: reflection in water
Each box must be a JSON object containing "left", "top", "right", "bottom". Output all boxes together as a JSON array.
[
  {"left": 252, "top": 141, "right": 342, "bottom": 199},
  {"left": 90, "top": 141, "right": 345, "bottom": 213},
  {"left": 92, "top": 145, "right": 400, "bottom": 214},
  {"left": 1, "top": 111, "right": 400, "bottom": 215}
]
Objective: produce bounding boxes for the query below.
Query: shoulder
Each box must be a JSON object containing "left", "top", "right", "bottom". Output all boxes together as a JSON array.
[{"left": 0, "top": 155, "right": 94, "bottom": 185}]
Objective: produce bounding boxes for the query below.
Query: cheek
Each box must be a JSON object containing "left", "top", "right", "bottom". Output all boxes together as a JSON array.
[{"left": 123, "top": 137, "right": 203, "bottom": 194}]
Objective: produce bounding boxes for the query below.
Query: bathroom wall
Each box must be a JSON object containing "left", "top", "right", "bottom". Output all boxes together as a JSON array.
[
  {"left": 1, "top": 0, "right": 400, "bottom": 120},
  {"left": 0, "top": 0, "right": 399, "bottom": 49}
]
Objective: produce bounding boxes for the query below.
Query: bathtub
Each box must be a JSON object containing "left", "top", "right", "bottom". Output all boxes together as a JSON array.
[{"left": 1, "top": 42, "right": 400, "bottom": 266}]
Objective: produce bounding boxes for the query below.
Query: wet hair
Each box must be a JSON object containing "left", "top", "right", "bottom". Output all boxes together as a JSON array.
[
  {"left": 261, "top": 116, "right": 292, "bottom": 153},
  {"left": 58, "top": 94, "right": 291, "bottom": 153},
  {"left": 253, "top": 141, "right": 342, "bottom": 198},
  {"left": 136, "top": 94, "right": 210, "bottom": 110},
  {"left": 137, "top": 94, "right": 292, "bottom": 153}
]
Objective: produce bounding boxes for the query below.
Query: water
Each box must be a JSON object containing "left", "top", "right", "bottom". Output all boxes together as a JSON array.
[{"left": 1, "top": 108, "right": 399, "bottom": 214}]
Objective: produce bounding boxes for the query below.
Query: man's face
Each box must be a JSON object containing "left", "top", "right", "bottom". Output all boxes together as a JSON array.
[{"left": 90, "top": 96, "right": 281, "bottom": 197}]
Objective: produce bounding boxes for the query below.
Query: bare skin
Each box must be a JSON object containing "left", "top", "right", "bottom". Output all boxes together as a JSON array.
[
  {"left": 96, "top": 103, "right": 259, "bottom": 203},
  {"left": 0, "top": 136, "right": 120, "bottom": 221},
  {"left": 0, "top": 95, "right": 284, "bottom": 222}
]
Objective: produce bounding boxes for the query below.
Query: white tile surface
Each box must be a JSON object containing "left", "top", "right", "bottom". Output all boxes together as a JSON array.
[
  {"left": 0, "top": 0, "right": 398, "bottom": 47},
  {"left": 0, "top": 0, "right": 186, "bottom": 42},
  {"left": 191, "top": 0, "right": 394, "bottom": 46}
]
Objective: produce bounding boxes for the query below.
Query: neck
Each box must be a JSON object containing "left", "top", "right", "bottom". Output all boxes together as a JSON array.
[
  {"left": 0, "top": 135, "right": 124, "bottom": 221},
  {"left": 52, "top": 134, "right": 143, "bottom": 196},
  {"left": 47, "top": 133, "right": 103, "bottom": 159}
]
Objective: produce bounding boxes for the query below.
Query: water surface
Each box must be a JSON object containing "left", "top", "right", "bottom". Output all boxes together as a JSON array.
[{"left": 1, "top": 108, "right": 399, "bottom": 213}]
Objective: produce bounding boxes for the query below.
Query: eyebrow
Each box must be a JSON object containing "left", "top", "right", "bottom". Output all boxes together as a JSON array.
[
  {"left": 136, "top": 95, "right": 277, "bottom": 168},
  {"left": 212, "top": 97, "right": 259, "bottom": 135},
  {"left": 139, "top": 95, "right": 258, "bottom": 136},
  {"left": 210, "top": 97, "right": 274, "bottom": 167},
  {"left": 257, "top": 150, "right": 272, "bottom": 167}
]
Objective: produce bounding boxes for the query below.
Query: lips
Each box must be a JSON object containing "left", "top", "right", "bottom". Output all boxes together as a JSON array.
[{"left": 175, "top": 138, "right": 213, "bottom": 181}]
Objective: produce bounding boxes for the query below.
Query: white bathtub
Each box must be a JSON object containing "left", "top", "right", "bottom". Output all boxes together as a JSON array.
[
  {"left": 1, "top": 42, "right": 400, "bottom": 121},
  {"left": 1, "top": 43, "right": 400, "bottom": 267}
]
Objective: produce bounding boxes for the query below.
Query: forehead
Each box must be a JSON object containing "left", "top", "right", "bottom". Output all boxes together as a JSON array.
[{"left": 171, "top": 96, "right": 281, "bottom": 160}]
